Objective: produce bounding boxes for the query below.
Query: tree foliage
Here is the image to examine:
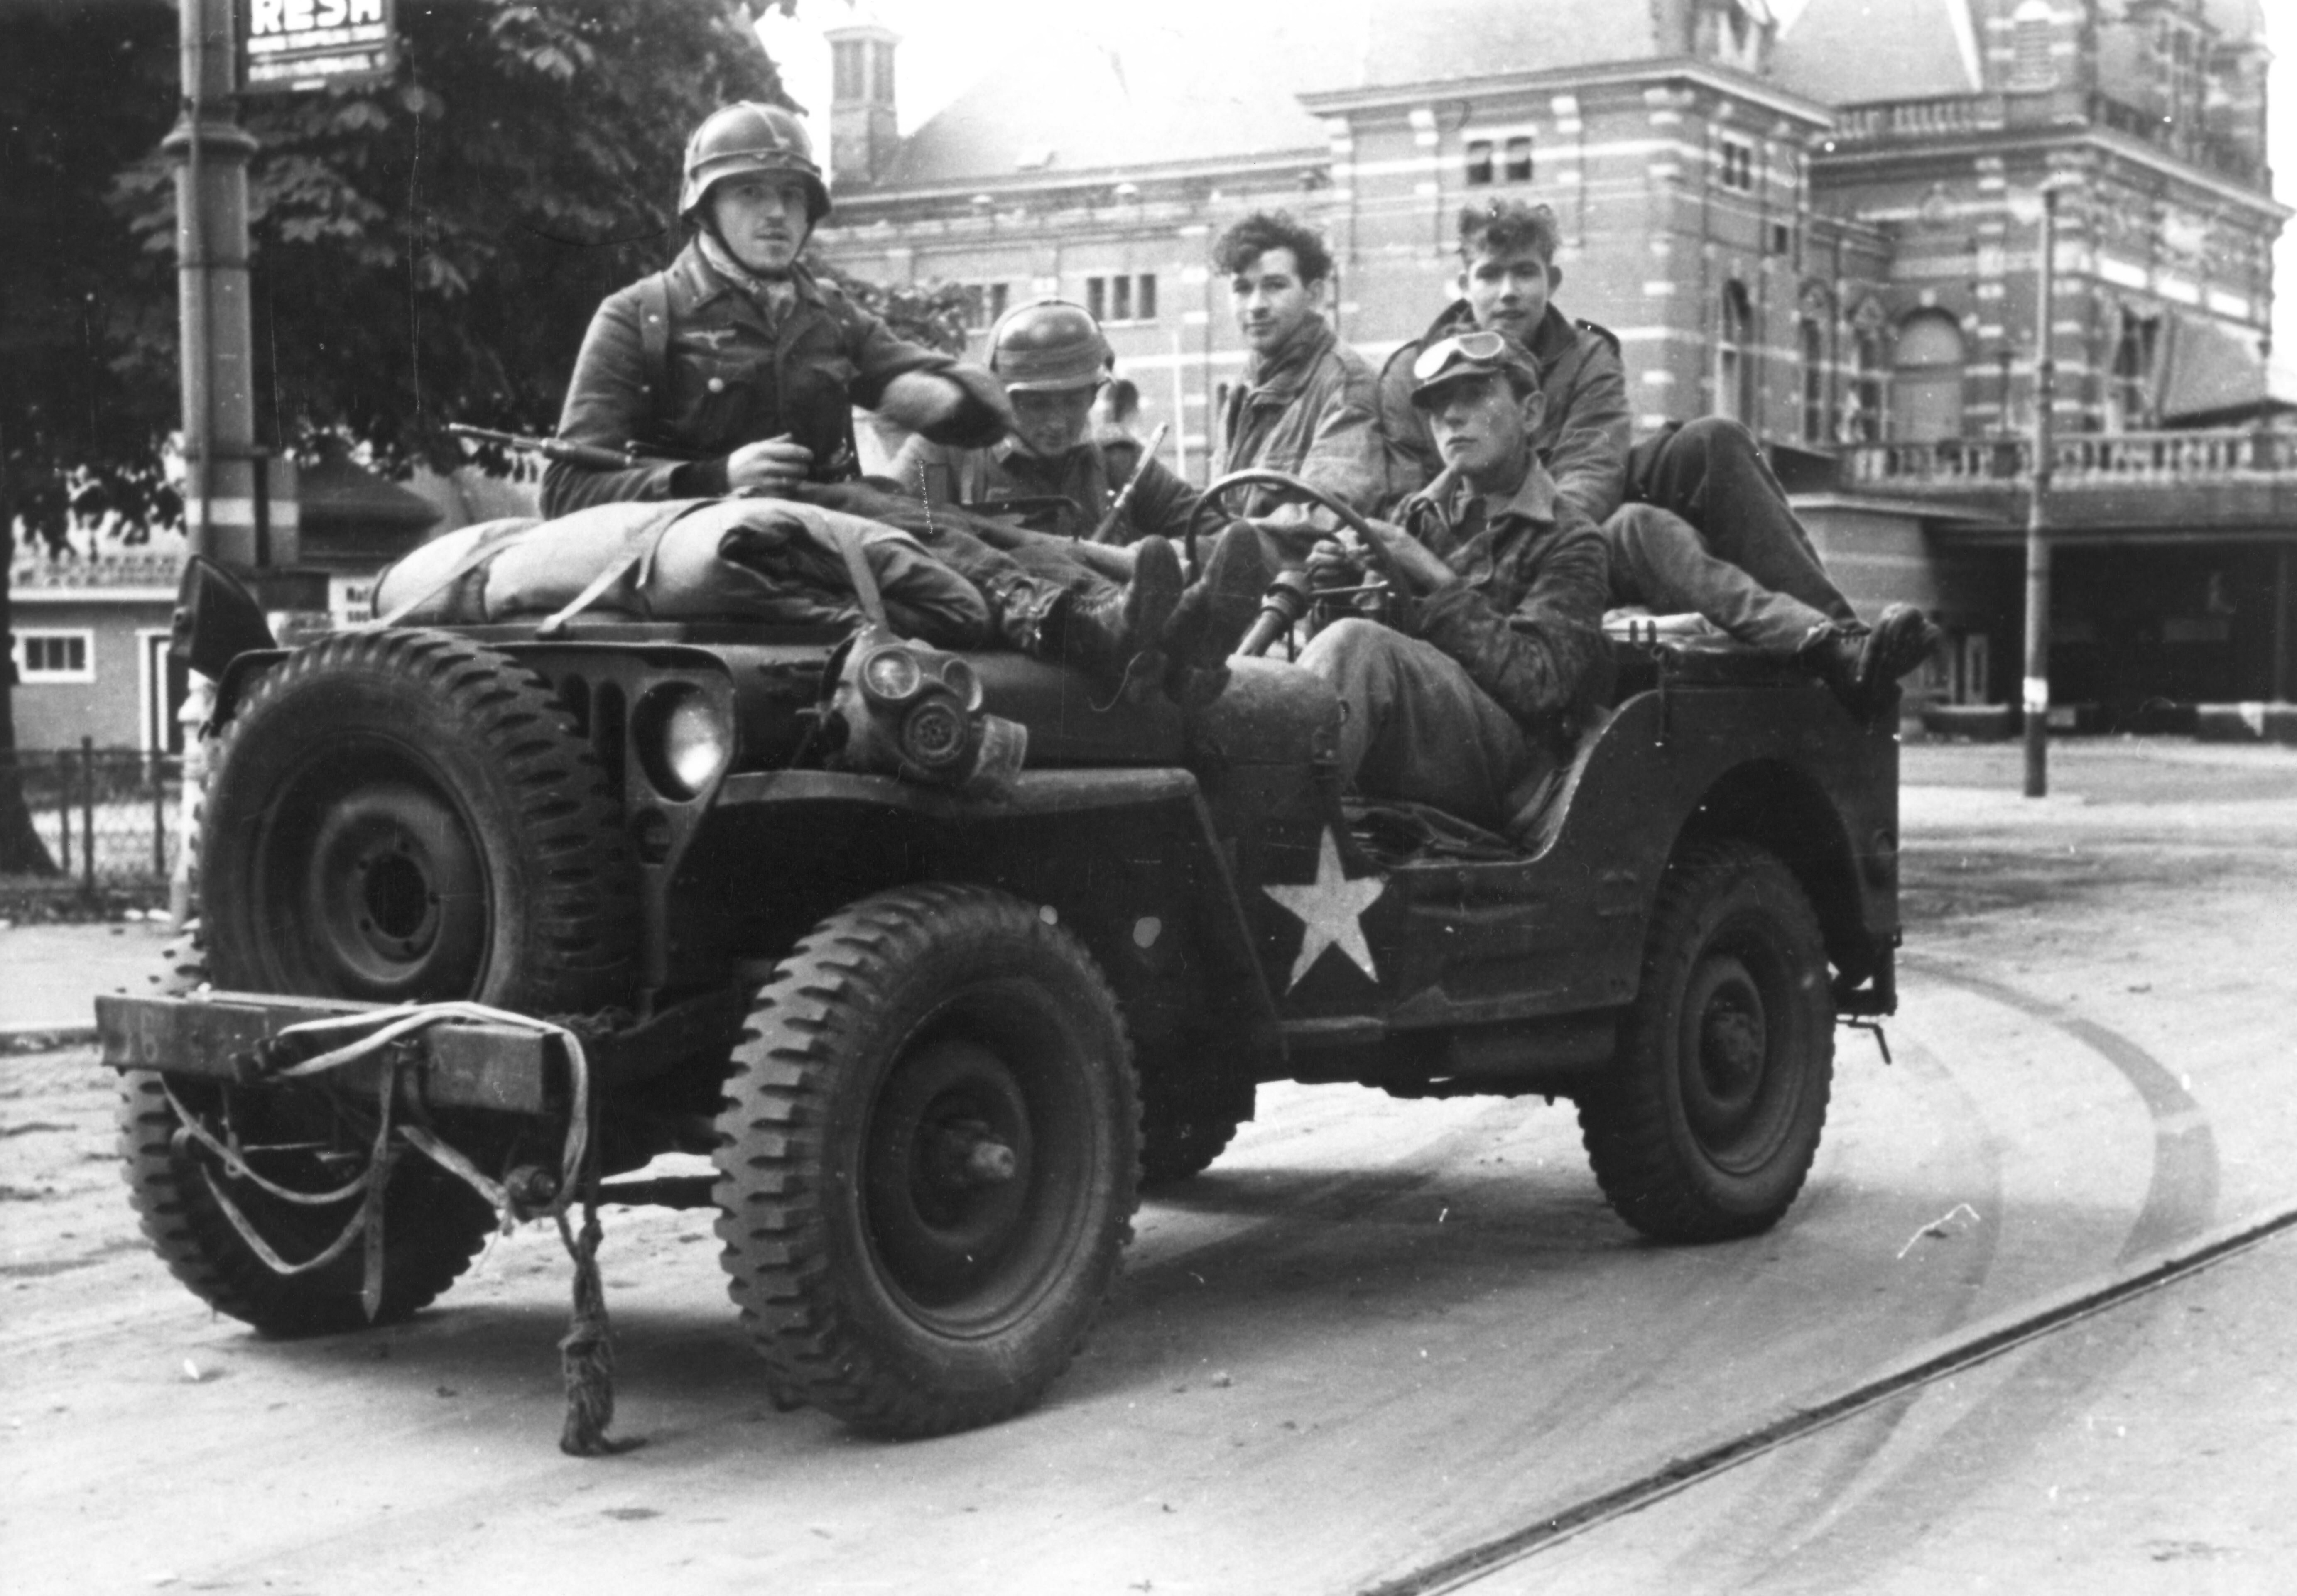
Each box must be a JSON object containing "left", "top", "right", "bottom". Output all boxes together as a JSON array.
[
  {"left": 0, "top": 0, "right": 792, "bottom": 874},
  {"left": 1, "top": 0, "right": 186, "bottom": 553},
  {"left": 106, "top": 0, "right": 793, "bottom": 492},
  {"left": 806, "top": 255, "right": 978, "bottom": 359}
]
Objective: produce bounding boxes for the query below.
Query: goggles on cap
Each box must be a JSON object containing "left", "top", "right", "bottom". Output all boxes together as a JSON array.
[{"left": 1412, "top": 329, "right": 1514, "bottom": 384}]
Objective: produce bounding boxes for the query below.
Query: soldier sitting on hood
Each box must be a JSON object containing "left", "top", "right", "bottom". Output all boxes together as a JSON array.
[
  {"left": 541, "top": 102, "right": 1183, "bottom": 692},
  {"left": 1378, "top": 199, "right": 1937, "bottom": 718}
]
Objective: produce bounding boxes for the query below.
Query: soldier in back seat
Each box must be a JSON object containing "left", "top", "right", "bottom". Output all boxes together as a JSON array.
[{"left": 1379, "top": 199, "right": 1937, "bottom": 718}]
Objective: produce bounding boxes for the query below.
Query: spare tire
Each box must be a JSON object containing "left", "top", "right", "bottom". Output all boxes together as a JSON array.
[{"left": 202, "top": 629, "right": 635, "bottom": 1011}]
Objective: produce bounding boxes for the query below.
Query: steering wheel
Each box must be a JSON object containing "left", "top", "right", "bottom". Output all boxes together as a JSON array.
[
  {"left": 1188, "top": 470, "right": 1396, "bottom": 658},
  {"left": 1184, "top": 469, "right": 1394, "bottom": 578}
]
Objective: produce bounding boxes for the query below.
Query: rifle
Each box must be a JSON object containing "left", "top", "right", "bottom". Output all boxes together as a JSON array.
[
  {"left": 1086, "top": 422, "right": 1170, "bottom": 544},
  {"left": 447, "top": 423, "right": 667, "bottom": 472}
]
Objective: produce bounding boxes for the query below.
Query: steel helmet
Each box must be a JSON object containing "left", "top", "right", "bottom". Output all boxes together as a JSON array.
[
  {"left": 988, "top": 299, "right": 1111, "bottom": 393},
  {"left": 679, "top": 101, "right": 831, "bottom": 225}
]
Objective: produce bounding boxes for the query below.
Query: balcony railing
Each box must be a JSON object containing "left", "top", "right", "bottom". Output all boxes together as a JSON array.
[
  {"left": 1843, "top": 428, "right": 2297, "bottom": 490},
  {"left": 1824, "top": 91, "right": 2266, "bottom": 188},
  {"left": 1830, "top": 95, "right": 2009, "bottom": 143}
]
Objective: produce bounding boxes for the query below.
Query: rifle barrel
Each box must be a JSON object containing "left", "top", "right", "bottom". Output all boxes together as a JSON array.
[
  {"left": 1088, "top": 421, "right": 1170, "bottom": 544},
  {"left": 448, "top": 423, "right": 635, "bottom": 472}
]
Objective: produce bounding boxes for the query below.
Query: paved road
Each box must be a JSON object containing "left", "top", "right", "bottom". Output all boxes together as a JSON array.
[{"left": 3, "top": 740, "right": 2294, "bottom": 1594}]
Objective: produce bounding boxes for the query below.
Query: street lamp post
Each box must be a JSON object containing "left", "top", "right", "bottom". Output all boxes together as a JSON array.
[{"left": 2021, "top": 181, "right": 2064, "bottom": 799}]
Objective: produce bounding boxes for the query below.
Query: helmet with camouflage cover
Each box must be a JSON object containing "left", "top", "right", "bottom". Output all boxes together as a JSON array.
[
  {"left": 987, "top": 299, "right": 1111, "bottom": 393},
  {"left": 679, "top": 102, "right": 831, "bottom": 225}
]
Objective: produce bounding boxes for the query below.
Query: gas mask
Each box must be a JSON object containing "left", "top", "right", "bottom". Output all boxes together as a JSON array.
[{"left": 823, "top": 623, "right": 1027, "bottom": 798}]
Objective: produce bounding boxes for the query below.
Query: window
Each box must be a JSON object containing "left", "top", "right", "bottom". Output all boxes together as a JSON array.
[
  {"left": 1799, "top": 316, "right": 1827, "bottom": 444},
  {"left": 834, "top": 37, "right": 894, "bottom": 103},
  {"left": 15, "top": 631, "right": 93, "bottom": 684},
  {"left": 1715, "top": 280, "right": 1754, "bottom": 425},
  {"left": 1465, "top": 134, "right": 1532, "bottom": 187},
  {"left": 954, "top": 282, "right": 1010, "bottom": 331},
  {"left": 870, "top": 39, "right": 895, "bottom": 105},
  {"left": 1085, "top": 273, "right": 1157, "bottom": 324},
  {"left": 1848, "top": 328, "right": 1885, "bottom": 443},
  {"left": 2108, "top": 309, "right": 2161, "bottom": 431},
  {"left": 1892, "top": 311, "right": 1966, "bottom": 442},
  {"left": 1719, "top": 137, "right": 1754, "bottom": 193}
]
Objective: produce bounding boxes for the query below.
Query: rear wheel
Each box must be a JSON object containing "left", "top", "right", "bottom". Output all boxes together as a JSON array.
[
  {"left": 713, "top": 883, "right": 1140, "bottom": 1437},
  {"left": 1578, "top": 842, "right": 1834, "bottom": 1242},
  {"left": 1138, "top": 1082, "right": 1240, "bottom": 1190}
]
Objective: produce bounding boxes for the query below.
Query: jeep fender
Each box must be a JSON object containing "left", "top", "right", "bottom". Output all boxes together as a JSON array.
[{"left": 683, "top": 767, "right": 1283, "bottom": 1083}]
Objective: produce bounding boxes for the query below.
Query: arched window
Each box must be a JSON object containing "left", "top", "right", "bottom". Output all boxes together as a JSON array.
[
  {"left": 1842, "top": 308, "right": 1885, "bottom": 443},
  {"left": 1799, "top": 315, "right": 1827, "bottom": 444},
  {"left": 1892, "top": 311, "right": 1966, "bottom": 442},
  {"left": 1716, "top": 280, "right": 1755, "bottom": 425},
  {"left": 2108, "top": 309, "right": 2160, "bottom": 431}
]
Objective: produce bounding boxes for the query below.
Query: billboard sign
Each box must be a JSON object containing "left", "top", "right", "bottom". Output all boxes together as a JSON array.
[{"left": 241, "top": 0, "right": 399, "bottom": 94}]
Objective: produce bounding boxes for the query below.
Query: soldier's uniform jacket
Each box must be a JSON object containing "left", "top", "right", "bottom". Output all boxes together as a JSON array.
[
  {"left": 1378, "top": 300, "right": 1630, "bottom": 531},
  {"left": 1215, "top": 316, "right": 1389, "bottom": 521},
  {"left": 884, "top": 433, "right": 1200, "bottom": 546},
  {"left": 1389, "top": 458, "right": 1613, "bottom": 760},
  {"left": 542, "top": 240, "right": 997, "bottom": 518}
]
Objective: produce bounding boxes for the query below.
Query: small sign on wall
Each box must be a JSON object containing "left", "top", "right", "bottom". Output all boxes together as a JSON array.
[{"left": 240, "top": 0, "right": 398, "bottom": 95}]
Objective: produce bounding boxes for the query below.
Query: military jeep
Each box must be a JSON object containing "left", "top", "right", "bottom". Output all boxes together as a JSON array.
[{"left": 98, "top": 474, "right": 1898, "bottom": 1440}]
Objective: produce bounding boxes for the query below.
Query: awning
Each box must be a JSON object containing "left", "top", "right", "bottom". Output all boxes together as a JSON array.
[{"left": 2155, "top": 312, "right": 2295, "bottom": 427}]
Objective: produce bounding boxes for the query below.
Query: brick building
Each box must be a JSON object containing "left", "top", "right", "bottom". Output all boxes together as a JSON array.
[{"left": 814, "top": 0, "right": 2293, "bottom": 720}]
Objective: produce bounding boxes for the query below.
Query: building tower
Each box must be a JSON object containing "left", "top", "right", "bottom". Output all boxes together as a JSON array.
[{"left": 825, "top": 16, "right": 900, "bottom": 191}]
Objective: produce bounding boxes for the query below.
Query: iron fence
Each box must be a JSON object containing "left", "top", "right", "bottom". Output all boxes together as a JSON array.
[{"left": 0, "top": 742, "right": 184, "bottom": 901}]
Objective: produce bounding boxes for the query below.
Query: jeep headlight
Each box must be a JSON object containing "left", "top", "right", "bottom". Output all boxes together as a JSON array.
[{"left": 639, "top": 684, "right": 731, "bottom": 799}]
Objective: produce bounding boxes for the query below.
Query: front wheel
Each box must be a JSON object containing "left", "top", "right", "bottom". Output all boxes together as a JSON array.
[
  {"left": 1578, "top": 842, "right": 1834, "bottom": 1242},
  {"left": 713, "top": 884, "right": 1140, "bottom": 1438}
]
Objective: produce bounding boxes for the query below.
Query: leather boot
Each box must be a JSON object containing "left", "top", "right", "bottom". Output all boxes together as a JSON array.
[
  {"left": 1858, "top": 603, "right": 1941, "bottom": 709},
  {"left": 1038, "top": 535, "right": 1183, "bottom": 694},
  {"left": 1161, "top": 520, "right": 1275, "bottom": 707},
  {"left": 1801, "top": 604, "right": 1940, "bottom": 718}
]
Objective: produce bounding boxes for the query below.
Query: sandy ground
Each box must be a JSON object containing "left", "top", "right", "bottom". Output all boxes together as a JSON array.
[{"left": 3, "top": 738, "right": 2295, "bottom": 1595}]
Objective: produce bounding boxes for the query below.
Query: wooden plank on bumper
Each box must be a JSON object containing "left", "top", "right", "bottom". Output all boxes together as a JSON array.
[{"left": 94, "top": 993, "right": 559, "bottom": 1116}]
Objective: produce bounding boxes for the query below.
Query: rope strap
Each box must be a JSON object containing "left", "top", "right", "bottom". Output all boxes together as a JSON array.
[{"left": 168, "top": 1000, "right": 632, "bottom": 1453}]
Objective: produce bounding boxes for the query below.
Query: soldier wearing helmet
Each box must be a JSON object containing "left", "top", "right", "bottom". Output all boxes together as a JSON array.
[
  {"left": 542, "top": 102, "right": 1013, "bottom": 518},
  {"left": 889, "top": 299, "right": 1196, "bottom": 547},
  {"left": 889, "top": 300, "right": 1279, "bottom": 703},
  {"left": 544, "top": 104, "right": 1204, "bottom": 691}
]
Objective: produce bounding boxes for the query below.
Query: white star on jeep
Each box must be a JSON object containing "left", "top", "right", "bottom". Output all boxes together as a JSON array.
[{"left": 1262, "top": 827, "right": 1387, "bottom": 991}]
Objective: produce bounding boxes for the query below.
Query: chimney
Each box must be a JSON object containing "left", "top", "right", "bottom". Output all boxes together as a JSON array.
[{"left": 825, "top": 20, "right": 900, "bottom": 189}]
